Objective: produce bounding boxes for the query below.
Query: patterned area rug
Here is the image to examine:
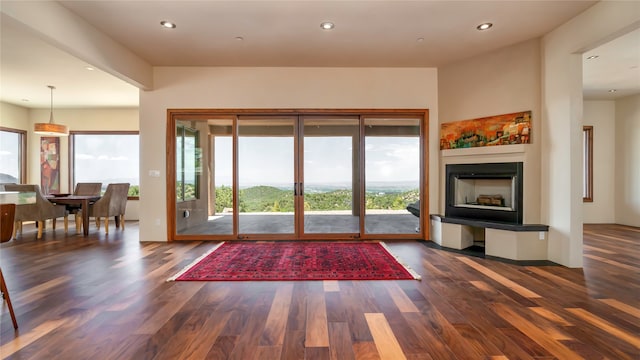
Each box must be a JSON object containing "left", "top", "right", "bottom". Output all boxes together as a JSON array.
[{"left": 168, "top": 241, "right": 421, "bottom": 281}]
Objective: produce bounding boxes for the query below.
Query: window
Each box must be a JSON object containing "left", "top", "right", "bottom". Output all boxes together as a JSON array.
[
  {"left": 0, "top": 127, "right": 26, "bottom": 184},
  {"left": 70, "top": 132, "right": 139, "bottom": 197},
  {"left": 176, "top": 125, "right": 200, "bottom": 202},
  {"left": 583, "top": 126, "right": 593, "bottom": 202}
]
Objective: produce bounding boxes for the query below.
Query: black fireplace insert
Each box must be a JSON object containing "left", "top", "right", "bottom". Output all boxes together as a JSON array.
[{"left": 445, "top": 162, "right": 523, "bottom": 224}]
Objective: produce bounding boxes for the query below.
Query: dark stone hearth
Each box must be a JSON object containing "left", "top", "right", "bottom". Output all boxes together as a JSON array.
[
  {"left": 437, "top": 215, "right": 548, "bottom": 232},
  {"left": 419, "top": 240, "right": 558, "bottom": 266}
]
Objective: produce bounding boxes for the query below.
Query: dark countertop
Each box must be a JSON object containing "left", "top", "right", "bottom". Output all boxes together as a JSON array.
[{"left": 431, "top": 214, "right": 549, "bottom": 232}]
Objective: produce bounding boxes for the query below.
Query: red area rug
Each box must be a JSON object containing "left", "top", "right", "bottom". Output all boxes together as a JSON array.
[{"left": 168, "top": 241, "right": 420, "bottom": 281}]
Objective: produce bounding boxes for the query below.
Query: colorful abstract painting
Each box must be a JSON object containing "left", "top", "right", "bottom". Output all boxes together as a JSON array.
[
  {"left": 440, "top": 111, "right": 531, "bottom": 150},
  {"left": 40, "top": 137, "right": 60, "bottom": 194}
]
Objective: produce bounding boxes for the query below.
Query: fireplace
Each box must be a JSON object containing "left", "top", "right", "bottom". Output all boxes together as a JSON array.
[{"left": 445, "top": 162, "right": 523, "bottom": 224}]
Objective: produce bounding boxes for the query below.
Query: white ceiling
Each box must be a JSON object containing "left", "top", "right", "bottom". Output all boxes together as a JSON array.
[
  {"left": 1, "top": 0, "right": 638, "bottom": 109},
  {"left": 0, "top": 14, "right": 140, "bottom": 109},
  {"left": 582, "top": 27, "right": 640, "bottom": 100}
]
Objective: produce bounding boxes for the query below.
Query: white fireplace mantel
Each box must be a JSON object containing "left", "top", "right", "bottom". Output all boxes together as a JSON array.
[{"left": 441, "top": 144, "right": 527, "bottom": 157}]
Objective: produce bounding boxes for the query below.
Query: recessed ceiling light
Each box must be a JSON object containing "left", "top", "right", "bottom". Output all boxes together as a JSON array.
[
  {"left": 608, "top": 89, "right": 617, "bottom": 93},
  {"left": 586, "top": 55, "right": 599, "bottom": 60},
  {"left": 476, "top": 23, "right": 493, "bottom": 31},
  {"left": 160, "top": 21, "right": 176, "bottom": 29},
  {"left": 235, "top": 36, "right": 244, "bottom": 41},
  {"left": 417, "top": 37, "right": 424, "bottom": 42},
  {"left": 320, "top": 22, "right": 335, "bottom": 30},
  {"left": 85, "top": 66, "right": 95, "bottom": 71}
]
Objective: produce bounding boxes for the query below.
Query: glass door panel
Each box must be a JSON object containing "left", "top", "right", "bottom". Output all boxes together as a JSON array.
[
  {"left": 364, "top": 118, "right": 421, "bottom": 235},
  {"left": 175, "top": 119, "right": 207, "bottom": 235},
  {"left": 301, "top": 117, "right": 359, "bottom": 235},
  {"left": 238, "top": 117, "right": 295, "bottom": 235},
  {"left": 210, "top": 119, "right": 234, "bottom": 235}
]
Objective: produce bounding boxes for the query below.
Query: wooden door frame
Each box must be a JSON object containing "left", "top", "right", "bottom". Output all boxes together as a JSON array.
[{"left": 166, "top": 108, "right": 429, "bottom": 242}]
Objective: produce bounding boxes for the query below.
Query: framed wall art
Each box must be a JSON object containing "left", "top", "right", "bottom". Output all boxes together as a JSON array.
[
  {"left": 440, "top": 111, "right": 531, "bottom": 150},
  {"left": 40, "top": 137, "right": 60, "bottom": 194}
]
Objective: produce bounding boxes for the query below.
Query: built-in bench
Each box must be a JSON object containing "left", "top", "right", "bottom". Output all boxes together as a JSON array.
[{"left": 430, "top": 214, "right": 549, "bottom": 261}]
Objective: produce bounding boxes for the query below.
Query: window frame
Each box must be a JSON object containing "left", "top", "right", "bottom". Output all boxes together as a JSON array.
[
  {"left": 0, "top": 127, "right": 27, "bottom": 184},
  {"left": 176, "top": 124, "right": 201, "bottom": 202},
  {"left": 69, "top": 130, "right": 140, "bottom": 199},
  {"left": 583, "top": 126, "right": 593, "bottom": 202}
]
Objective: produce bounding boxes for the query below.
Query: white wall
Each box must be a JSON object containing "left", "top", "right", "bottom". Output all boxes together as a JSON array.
[
  {"left": 0, "top": 102, "right": 30, "bottom": 183},
  {"left": 0, "top": 101, "right": 30, "bottom": 130},
  {"left": 139, "top": 67, "right": 439, "bottom": 242},
  {"left": 615, "top": 94, "right": 640, "bottom": 227},
  {"left": 583, "top": 100, "right": 616, "bottom": 223},
  {"left": 542, "top": 1, "right": 640, "bottom": 267},
  {"left": 438, "top": 38, "right": 542, "bottom": 224}
]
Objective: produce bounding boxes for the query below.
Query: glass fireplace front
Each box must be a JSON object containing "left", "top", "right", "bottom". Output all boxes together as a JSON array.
[
  {"left": 445, "top": 162, "right": 523, "bottom": 224},
  {"left": 454, "top": 177, "right": 515, "bottom": 211}
]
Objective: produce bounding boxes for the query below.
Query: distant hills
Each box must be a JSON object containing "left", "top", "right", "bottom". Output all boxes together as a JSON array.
[
  {"left": 214, "top": 185, "right": 419, "bottom": 213},
  {"left": 0, "top": 173, "right": 18, "bottom": 183},
  {"left": 237, "top": 181, "right": 418, "bottom": 193}
]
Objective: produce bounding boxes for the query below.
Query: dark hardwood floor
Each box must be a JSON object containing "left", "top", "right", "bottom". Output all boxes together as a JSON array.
[{"left": 1, "top": 222, "right": 638, "bottom": 359}]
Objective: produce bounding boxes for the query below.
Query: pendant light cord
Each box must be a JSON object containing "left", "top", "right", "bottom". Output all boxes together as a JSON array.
[{"left": 48, "top": 85, "right": 55, "bottom": 124}]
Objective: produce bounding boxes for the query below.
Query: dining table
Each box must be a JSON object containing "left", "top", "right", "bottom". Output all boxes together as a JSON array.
[{"left": 46, "top": 194, "right": 101, "bottom": 236}]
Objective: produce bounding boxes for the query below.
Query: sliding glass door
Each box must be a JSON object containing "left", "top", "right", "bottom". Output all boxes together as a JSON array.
[
  {"left": 210, "top": 118, "right": 234, "bottom": 235},
  {"left": 300, "top": 116, "right": 360, "bottom": 236},
  {"left": 364, "top": 117, "right": 421, "bottom": 235},
  {"left": 237, "top": 117, "right": 296, "bottom": 235},
  {"left": 171, "top": 111, "right": 426, "bottom": 240}
]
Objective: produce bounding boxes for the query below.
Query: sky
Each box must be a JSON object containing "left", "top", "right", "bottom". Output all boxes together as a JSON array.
[
  {"left": 74, "top": 134, "right": 139, "bottom": 185},
  {"left": 0, "top": 131, "right": 20, "bottom": 180},
  {"left": 214, "top": 136, "right": 420, "bottom": 188}
]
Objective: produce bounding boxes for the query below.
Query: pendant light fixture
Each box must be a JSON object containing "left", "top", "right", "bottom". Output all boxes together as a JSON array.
[{"left": 34, "top": 85, "right": 68, "bottom": 136}]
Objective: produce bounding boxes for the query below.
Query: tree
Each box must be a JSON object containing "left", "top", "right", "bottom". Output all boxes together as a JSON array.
[
  {"left": 128, "top": 185, "right": 140, "bottom": 196},
  {"left": 215, "top": 185, "right": 233, "bottom": 213}
]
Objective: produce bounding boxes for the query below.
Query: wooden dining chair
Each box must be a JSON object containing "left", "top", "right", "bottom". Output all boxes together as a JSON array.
[
  {"left": 3, "top": 184, "right": 68, "bottom": 239},
  {"left": 0, "top": 267, "right": 18, "bottom": 329},
  {"left": 89, "top": 183, "right": 129, "bottom": 234},
  {"left": 1, "top": 203, "right": 15, "bottom": 243},
  {"left": 0, "top": 204, "right": 17, "bottom": 328},
  {"left": 74, "top": 182, "right": 103, "bottom": 196},
  {"left": 70, "top": 182, "right": 102, "bottom": 233}
]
